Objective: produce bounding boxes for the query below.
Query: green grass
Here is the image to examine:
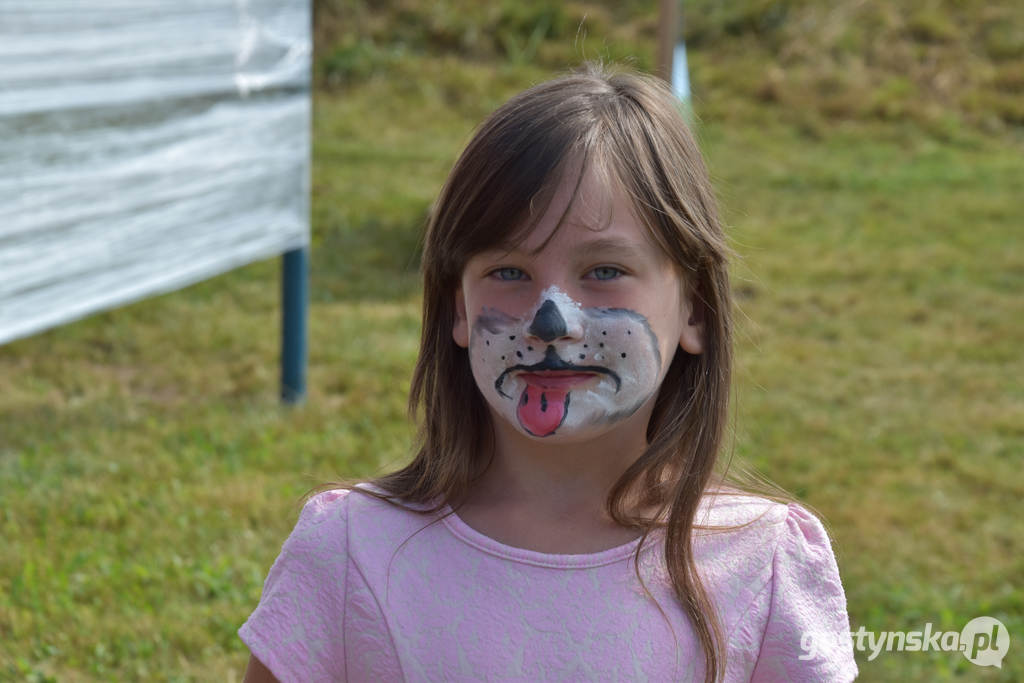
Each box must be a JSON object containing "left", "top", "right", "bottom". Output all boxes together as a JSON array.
[
  {"left": 3, "top": 1, "right": 1023, "bottom": 680},
  {"left": 708, "top": 123, "right": 1023, "bottom": 680}
]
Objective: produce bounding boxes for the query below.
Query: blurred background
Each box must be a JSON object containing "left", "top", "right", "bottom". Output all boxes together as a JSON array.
[{"left": 2, "top": 0, "right": 1021, "bottom": 679}]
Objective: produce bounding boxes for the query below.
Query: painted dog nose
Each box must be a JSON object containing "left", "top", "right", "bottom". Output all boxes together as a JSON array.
[{"left": 527, "top": 299, "right": 567, "bottom": 342}]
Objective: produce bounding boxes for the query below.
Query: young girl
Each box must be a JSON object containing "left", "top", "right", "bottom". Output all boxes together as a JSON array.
[{"left": 240, "top": 64, "right": 858, "bottom": 682}]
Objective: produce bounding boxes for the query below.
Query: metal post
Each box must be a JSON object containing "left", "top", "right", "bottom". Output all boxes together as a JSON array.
[
  {"left": 672, "top": 42, "right": 692, "bottom": 102},
  {"left": 281, "top": 246, "right": 308, "bottom": 404}
]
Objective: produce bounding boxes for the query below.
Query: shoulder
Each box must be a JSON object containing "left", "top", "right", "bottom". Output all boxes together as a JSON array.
[
  {"left": 299, "top": 487, "right": 352, "bottom": 521},
  {"left": 691, "top": 493, "right": 841, "bottom": 630},
  {"left": 254, "top": 489, "right": 355, "bottom": 579},
  {"left": 696, "top": 493, "right": 839, "bottom": 584},
  {"left": 693, "top": 492, "right": 821, "bottom": 566},
  {"left": 696, "top": 491, "right": 832, "bottom": 549},
  {"left": 342, "top": 482, "right": 440, "bottom": 529},
  {"left": 285, "top": 488, "right": 353, "bottom": 544},
  {"left": 292, "top": 484, "right": 438, "bottom": 541},
  {"left": 277, "top": 485, "right": 424, "bottom": 559}
]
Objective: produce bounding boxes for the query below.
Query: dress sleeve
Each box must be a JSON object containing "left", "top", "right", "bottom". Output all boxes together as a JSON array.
[
  {"left": 750, "top": 503, "right": 858, "bottom": 682},
  {"left": 239, "top": 489, "right": 350, "bottom": 683}
]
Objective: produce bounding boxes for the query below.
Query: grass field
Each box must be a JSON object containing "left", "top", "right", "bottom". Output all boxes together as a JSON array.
[{"left": 2, "top": 1, "right": 1023, "bottom": 680}]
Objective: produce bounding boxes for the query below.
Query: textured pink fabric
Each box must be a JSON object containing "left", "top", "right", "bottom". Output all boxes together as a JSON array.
[{"left": 240, "top": 488, "right": 857, "bottom": 682}]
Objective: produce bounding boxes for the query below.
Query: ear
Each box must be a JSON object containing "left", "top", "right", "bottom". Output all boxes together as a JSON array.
[
  {"left": 453, "top": 286, "right": 470, "bottom": 348},
  {"left": 679, "top": 292, "right": 705, "bottom": 355}
]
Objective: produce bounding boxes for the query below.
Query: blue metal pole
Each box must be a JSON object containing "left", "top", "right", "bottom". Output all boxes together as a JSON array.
[
  {"left": 672, "top": 40, "right": 694, "bottom": 125},
  {"left": 671, "top": 42, "right": 691, "bottom": 102},
  {"left": 281, "top": 246, "right": 308, "bottom": 404}
]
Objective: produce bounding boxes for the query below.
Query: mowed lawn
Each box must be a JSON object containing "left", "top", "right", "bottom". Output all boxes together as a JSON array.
[{"left": 2, "top": 30, "right": 1023, "bottom": 683}]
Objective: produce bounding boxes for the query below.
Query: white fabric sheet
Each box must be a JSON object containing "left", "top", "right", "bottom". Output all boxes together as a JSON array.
[{"left": 0, "top": 0, "right": 311, "bottom": 344}]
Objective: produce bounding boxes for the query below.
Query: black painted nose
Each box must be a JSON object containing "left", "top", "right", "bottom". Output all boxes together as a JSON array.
[{"left": 527, "top": 299, "right": 567, "bottom": 342}]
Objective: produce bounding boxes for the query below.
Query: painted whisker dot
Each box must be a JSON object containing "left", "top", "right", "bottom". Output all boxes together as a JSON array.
[
  {"left": 602, "top": 331, "right": 607, "bottom": 335},
  {"left": 583, "top": 344, "right": 588, "bottom": 348},
  {"left": 501, "top": 356, "right": 505, "bottom": 360},
  {"left": 627, "top": 330, "right": 631, "bottom": 335},
  {"left": 579, "top": 354, "right": 585, "bottom": 360},
  {"left": 599, "top": 342, "right": 604, "bottom": 348},
  {"left": 509, "top": 335, "right": 516, "bottom": 340},
  {"left": 527, "top": 346, "right": 533, "bottom": 351},
  {"left": 621, "top": 352, "right": 627, "bottom": 358},
  {"left": 485, "top": 340, "right": 490, "bottom": 346},
  {"left": 516, "top": 351, "right": 523, "bottom": 358}
]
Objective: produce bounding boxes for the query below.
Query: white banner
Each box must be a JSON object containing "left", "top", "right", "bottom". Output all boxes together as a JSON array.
[{"left": 0, "top": 0, "right": 311, "bottom": 344}]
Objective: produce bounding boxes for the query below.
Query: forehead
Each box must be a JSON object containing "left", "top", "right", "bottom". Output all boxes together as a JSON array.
[{"left": 490, "top": 162, "right": 661, "bottom": 260}]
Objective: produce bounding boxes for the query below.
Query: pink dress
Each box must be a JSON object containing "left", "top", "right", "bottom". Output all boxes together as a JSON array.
[{"left": 240, "top": 487, "right": 857, "bottom": 681}]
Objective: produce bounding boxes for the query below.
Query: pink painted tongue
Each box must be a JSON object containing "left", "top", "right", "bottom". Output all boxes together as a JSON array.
[{"left": 517, "top": 384, "right": 568, "bottom": 437}]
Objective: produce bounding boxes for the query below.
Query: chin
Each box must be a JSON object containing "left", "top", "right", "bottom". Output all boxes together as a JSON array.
[
  {"left": 517, "top": 422, "right": 608, "bottom": 443},
  {"left": 503, "top": 403, "right": 646, "bottom": 443}
]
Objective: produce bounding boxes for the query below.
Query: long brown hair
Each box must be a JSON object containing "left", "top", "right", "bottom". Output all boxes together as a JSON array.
[{"left": 353, "top": 63, "right": 741, "bottom": 682}]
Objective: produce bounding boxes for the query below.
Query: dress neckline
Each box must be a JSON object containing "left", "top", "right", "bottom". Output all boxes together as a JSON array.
[{"left": 439, "top": 504, "right": 658, "bottom": 569}]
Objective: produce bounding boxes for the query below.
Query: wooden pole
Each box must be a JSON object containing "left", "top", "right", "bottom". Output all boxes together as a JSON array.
[{"left": 656, "top": 0, "right": 680, "bottom": 83}]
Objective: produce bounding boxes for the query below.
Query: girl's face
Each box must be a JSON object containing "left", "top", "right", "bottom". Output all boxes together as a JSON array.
[{"left": 453, "top": 165, "right": 704, "bottom": 442}]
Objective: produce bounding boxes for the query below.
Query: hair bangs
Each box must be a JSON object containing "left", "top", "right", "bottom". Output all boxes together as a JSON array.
[{"left": 427, "top": 97, "right": 603, "bottom": 284}]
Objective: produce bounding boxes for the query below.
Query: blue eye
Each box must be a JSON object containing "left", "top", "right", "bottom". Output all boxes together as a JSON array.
[
  {"left": 492, "top": 267, "right": 527, "bottom": 281},
  {"left": 590, "top": 266, "right": 623, "bottom": 281}
]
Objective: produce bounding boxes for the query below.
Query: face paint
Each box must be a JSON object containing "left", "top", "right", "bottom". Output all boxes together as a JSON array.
[{"left": 469, "top": 286, "right": 663, "bottom": 439}]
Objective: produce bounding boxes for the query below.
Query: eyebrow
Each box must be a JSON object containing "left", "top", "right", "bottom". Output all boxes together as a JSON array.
[
  {"left": 572, "top": 237, "right": 648, "bottom": 262},
  {"left": 483, "top": 236, "right": 648, "bottom": 262}
]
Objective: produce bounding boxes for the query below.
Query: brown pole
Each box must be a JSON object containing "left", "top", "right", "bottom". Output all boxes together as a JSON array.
[{"left": 656, "top": 0, "right": 680, "bottom": 83}]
